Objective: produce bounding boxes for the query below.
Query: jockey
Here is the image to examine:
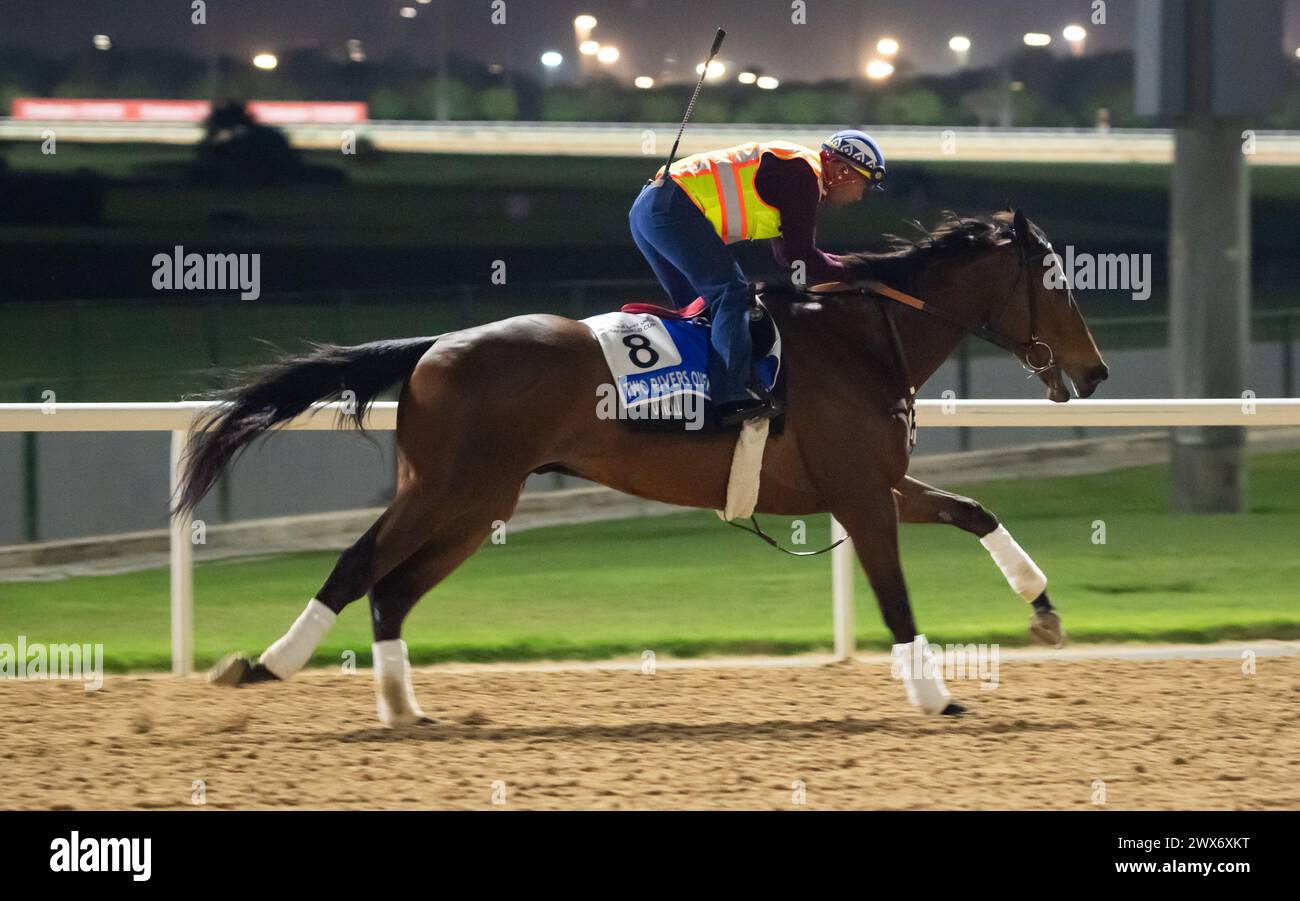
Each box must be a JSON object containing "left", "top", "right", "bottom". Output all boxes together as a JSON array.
[{"left": 629, "top": 129, "right": 885, "bottom": 426}]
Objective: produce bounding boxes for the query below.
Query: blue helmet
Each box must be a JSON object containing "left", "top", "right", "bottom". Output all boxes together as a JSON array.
[{"left": 821, "top": 129, "right": 886, "bottom": 191}]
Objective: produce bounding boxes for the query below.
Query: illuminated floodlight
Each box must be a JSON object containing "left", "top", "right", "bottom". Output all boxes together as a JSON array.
[
  {"left": 695, "top": 60, "right": 726, "bottom": 79},
  {"left": 865, "top": 59, "right": 895, "bottom": 80}
]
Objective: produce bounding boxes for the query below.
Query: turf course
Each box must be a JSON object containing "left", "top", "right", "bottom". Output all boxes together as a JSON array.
[{"left": 4, "top": 451, "right": 1299, "bottom": 672}]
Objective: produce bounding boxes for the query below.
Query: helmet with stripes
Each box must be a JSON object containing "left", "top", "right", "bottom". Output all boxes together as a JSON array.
[{"left": 821, "top": 129, "right": 886, "bottom": 191}]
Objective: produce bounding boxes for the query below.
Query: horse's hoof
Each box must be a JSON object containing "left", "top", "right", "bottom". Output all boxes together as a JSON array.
[
  {"left": 380, "top": 713, "right": 437, "bottom": 729},
  {"left": 940, "top": 702, "right": 968, "bottom": 716},
  {"left": 209, "top": 653, "right": 280, "bottom": 686},
  {"left": 1029, "top": 610, "right": 1066, "bottom": 648},
  {"left": 209, "top": 653, "right": 250, "bottom": 686}
]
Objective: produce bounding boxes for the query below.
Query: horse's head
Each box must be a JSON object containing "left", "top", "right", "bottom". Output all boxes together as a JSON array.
[{"left": 994, "top": 209, "right": 1109, "bottom": 402}]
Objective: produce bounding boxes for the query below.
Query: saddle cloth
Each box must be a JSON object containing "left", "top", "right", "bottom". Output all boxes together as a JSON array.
[
  {"left": 582, "top": 298, "right": 782, "bottom": 520},
  {"left": 580, "top": 300, "right": 781, "bottom": 432}
]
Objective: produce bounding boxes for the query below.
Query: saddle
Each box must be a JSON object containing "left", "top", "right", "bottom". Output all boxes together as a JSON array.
[
  {"left": 617, "top": 296, "right": 782, "bottom": 377},
  {"left": 581, "top": 295, "right": 784, "bottom": 435},
  {"left": 583, "top": 296, "right": 785, "bottom": 523}
]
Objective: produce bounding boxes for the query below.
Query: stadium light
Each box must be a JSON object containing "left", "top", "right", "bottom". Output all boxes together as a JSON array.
[
  {"left": 540, "top": 51, "right": 563, "bottom": 68},
  {"left": 1023, "top": 32, "right": 1051, "bottom": 47},
  {"left": 738, "top": 71, "right": 757, "bottom": 84},
  {"left": 1063, "top": 24, "right": 1087, "bottom": 56},
  {"left": 865, "top": 59, "right": 895, "bottom": 80},
  {"left": 596, "top": 45, "right": 620, "bottom": 64},
  {"left": 347, "top": 39, "right": 365, "bottom": 63},
  {"left": 92, "top": 34, "right": 112, "bottom": 51},
  {"left": 948, "top": 34, "right": 971, "bottom": 68},
  {"left": 252, "top": 53, "right": 279, "bottom": 71},
  {"left": 695, "top": 60, "right": 726, "bottom": 80},
  {"left": 399, "top": 6, "right": 417, "bottom": 18},
  {"left": 634, "top": 76, "right": 655, "bottom": 89},
  {"left": 876, "top": 38, "right": 899, "bottom": 56},
  {"left": 579, "top": 40, "right": 600, "bottom": 56},
  {"left": 574, "top": 15, "right": 597, "bottom": 31},
  {"left": 755, "top": 75, "right": 779, "bottom": 90}
]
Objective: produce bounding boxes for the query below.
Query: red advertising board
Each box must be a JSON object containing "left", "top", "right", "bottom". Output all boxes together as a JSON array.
[{"left": 11, "top": 99, "right": 368, "bottom": 124}]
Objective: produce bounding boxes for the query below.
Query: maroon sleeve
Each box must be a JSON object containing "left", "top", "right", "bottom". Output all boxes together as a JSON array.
[{"left": 754, "top": 154, "right": 851, "bottom": 284}]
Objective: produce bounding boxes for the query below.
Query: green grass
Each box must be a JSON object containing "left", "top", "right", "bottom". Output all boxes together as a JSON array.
[{"left": 4, "top": 451, "right": 1299, "bottom": 672}]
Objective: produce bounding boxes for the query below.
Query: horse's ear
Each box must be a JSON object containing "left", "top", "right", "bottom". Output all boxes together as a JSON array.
[{"left": 1012, "top": 208, "right": 1030, "bottom": 243}]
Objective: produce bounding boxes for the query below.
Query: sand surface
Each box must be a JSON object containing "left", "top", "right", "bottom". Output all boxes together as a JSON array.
[{"left": 3, "top": 656, "right": 1297, "bottom": 810}]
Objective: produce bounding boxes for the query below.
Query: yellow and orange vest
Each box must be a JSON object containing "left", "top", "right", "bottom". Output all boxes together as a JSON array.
[{"left": 656, "top": 141, "right": 823, "bottom": 245}]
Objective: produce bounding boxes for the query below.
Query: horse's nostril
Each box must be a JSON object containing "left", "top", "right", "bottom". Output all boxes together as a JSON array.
[{"left": 1086, "top": 364, "right": 1109, "bottom": 384}]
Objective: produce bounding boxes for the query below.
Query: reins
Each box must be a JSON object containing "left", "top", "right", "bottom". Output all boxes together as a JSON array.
[{"left": 808, "top": 242, "right": 1057, "bottom": 376}]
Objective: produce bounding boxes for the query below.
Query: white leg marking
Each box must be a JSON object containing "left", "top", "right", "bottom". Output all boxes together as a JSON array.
[
  {"left": 373, "top": 639, "right": 426, "bottom": 727},
  {"left": 980, "top": 524, "right": 1048, "bottom": 602},
  {"left": 891, "top": 634, "right": 953, "bottom": 715},
  {"left": 259, "top": 598, "right": 337, "bottom": 679}
]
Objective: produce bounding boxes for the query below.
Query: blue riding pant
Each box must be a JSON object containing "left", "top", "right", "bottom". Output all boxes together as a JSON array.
[{"left": 628, "top": 179, "right": 754, "bottom": 405}]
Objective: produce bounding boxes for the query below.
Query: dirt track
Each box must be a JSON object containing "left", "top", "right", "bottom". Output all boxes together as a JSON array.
[{"left": 3, "top": 656, "right": 1298, "bottom": 810}]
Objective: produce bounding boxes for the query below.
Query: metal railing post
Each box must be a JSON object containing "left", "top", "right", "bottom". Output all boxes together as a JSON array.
[
  {"left": 169, "top": 429, "right": 194, "bottom": 677},
  {"left": 831, "top": 517, "right": 854, "bottom": 660}
]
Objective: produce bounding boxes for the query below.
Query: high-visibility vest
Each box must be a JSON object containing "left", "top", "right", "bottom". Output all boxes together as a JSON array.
[{"left": 657, "top": 141, "right": 823, "bottom": 245}]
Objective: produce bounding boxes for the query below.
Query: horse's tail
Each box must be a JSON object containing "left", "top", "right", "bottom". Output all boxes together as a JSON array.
[{"left": 176, "top": 336, "right": 437, "bottom": 515}]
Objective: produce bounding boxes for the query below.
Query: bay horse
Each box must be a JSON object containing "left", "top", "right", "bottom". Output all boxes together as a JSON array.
[{"left": 182, "top": 209, "right": 1107, "bottom": 725}]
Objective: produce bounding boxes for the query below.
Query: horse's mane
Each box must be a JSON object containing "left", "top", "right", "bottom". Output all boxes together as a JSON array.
[{"left": 838, "top": 210, "right": 1031, "bottom": 285}]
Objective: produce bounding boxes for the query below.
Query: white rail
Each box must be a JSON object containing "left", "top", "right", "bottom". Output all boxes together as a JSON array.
[
  {"left": 4, "top": 119, "right": 1300, "bottom": 164},
  {"left": 2, "top": 398, "right": 1299, "bottom": 674}
]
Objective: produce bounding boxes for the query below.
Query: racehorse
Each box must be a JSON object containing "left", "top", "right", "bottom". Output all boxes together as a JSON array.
[{"left": 182, "top": 209, "right": 1108, "bottom": 725}]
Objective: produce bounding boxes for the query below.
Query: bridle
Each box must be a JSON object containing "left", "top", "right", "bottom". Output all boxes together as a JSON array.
[{"left": 813, "top": 232, "right": 1060, "bottom": 376}]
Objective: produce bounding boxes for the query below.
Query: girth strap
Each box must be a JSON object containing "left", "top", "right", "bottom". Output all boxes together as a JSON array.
[{"left": 727, "top": 516, "right": 847, "bottom": 557}]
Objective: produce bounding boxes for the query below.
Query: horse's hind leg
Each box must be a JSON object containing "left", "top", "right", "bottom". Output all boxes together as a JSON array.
[
  {"left": 893, "top": 475, "right": 1062, "bottom": 646},
  {"left": 211, "top": 479, "right": 446, "bottom": 686},
  {"left": 366, "top": 490, "right": 520, "bottom": 727}
]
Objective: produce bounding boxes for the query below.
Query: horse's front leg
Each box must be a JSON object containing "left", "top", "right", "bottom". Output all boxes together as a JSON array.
[
  {"left": 893, "top": 476, "right": 1064, "bottom": 648},
  {"left": 834, "top": 483, "right": 964, "bottom": 717}
]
